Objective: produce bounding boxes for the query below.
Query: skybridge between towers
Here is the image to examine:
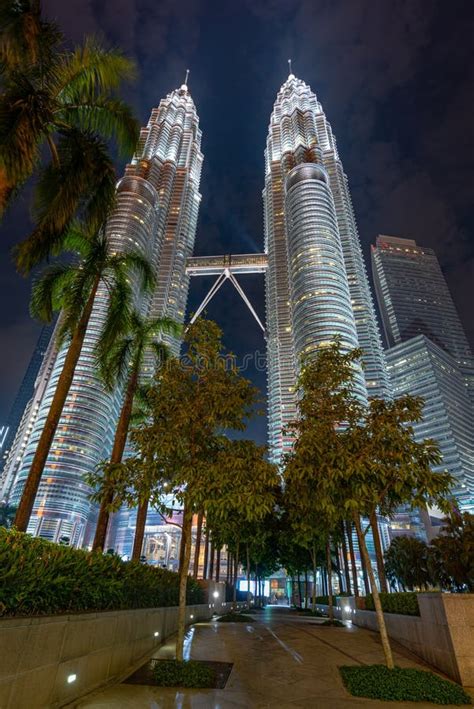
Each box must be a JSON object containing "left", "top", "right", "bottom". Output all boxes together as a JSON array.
[{"left": 186, "top": 253, "right": 268, "bottom": 334}]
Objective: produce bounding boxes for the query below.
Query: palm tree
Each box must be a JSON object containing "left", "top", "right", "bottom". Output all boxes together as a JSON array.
[
  {"left": 92, "top": 311, "right": 181, "bottom": 551},
  {"left": 0, "top": 1, "right": 139, "bottom": 272},
  {"left": 13, "top": 225, "right": 154, "bottom": 532}
]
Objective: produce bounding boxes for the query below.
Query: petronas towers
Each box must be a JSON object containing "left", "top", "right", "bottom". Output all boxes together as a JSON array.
[{"left": 3, "top": 71, "right": 390, "bottom": 546}]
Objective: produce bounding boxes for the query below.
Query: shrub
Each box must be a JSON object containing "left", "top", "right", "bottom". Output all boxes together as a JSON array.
[
  {"left": 152, "top": 660, "right": 216, "bottom": 688},
  {"left": 315, "top": 594, "right": 350, "bottom": 605},
  {"left": 339, "top": 665, "right": 471, "bottom": 704},
  {"left": 0, "top": 528, "right": 204, "bottom": 617},
  {"left": 217, "top": 612, "right": 254, "bottom": 623},
  {"left": 365, "top": 592, "right": 419, "bottom": 616}
]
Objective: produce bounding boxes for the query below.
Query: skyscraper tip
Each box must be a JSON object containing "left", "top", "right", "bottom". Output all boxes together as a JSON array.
[
  {"left": 287, "top": 58, "right": 294, "bottom": 78},
  {"left": 180, "top": 68, "right": 190, "bottom": 92}
]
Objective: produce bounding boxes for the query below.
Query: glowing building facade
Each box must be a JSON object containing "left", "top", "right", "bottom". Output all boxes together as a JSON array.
[
  {"left": 264, "top": 73, "right": 389, "bottom": 463},
  {"left": 8, "top": 83, "right": 202, "bottom": 546}
]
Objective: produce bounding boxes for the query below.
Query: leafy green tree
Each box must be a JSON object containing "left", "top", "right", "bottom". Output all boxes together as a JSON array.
[
  {"left": 342, "top": 397, "right": 452, "bottom": 667},
  {"left": 13, "top": 225, "right": 153, "bottom": 532},
  {"left": 91, "top": 311, "right": 181, "bottom": 550},
  {"left": 0, "top": 1, "right": 138, "bottom": 271},
  {"left": 283, "top": 342, "right": 363, "bottom": 622},
  {"left": 384, "top": 536, "right": 432, "bottom": 591},
  {"left": 116, "top": 319, "right": 272, "bottom": 660},
  {"left": 428, "top": 512, "right": 474, "bottom": 592}
]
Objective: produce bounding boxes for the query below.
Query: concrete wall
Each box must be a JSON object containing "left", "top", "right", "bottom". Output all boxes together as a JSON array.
[
  {"left": 0, "top": 584, "right": 242, "bottom": 709},
  {"left": 331, "top": 593, "right": 474, "bottom": 686}
]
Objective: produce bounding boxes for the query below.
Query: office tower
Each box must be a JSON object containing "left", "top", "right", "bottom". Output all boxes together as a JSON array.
[
  {"left": 8, "top": 82, "right": 203, "bottom": 546},
  {"left": 386, "top": 336, "right": 474, "bottom": 511},
  {"left": 372, "top": 235, "right": 474, "bottom": 368},
  {"left": 0, "top": 324, "right": 54, "bottom": 480},
  {"left": 264, "top": 72, "right": 389, "bottom": 464}
]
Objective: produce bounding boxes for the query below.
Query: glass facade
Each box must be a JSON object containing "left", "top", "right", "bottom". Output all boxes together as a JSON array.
[
  {"left": 386, "top": 335, "right": 474, "bottom": 511},
  {"left": 264, "top": 74, "right": 389, "bottom": 464},
  {"left": 8, "top": 83, "right": 203, "bottom": 547}
]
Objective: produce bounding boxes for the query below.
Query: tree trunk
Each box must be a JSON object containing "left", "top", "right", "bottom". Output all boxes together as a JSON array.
[
  {"left": 335, "top": 551, "right": 344, "bottom": 593},
  {"left": 193, "top": 511, "right": 203, "bottom": 578},
  {"left": 202, "top": 527, "right": 209, "bottom": 580},
  {"left": 354, "top": 517, "right": 370, "bottom": 595},
  {"left": 322, "top": 566, "right": 328, "bottom": 595},
  {"left": 226, "top": 549, "right": 230, "bottom": 584},
  {"left": 176, "top": 506, "right": 193, "bottom": 662},
  {"left": 93, "top": 363, "right": 140, "bottom": 551},
  {"left": 215, "top": 547, "right": 221, "bottom": 582},
  {"left": 131, "top": 497, "right": 148, "bottom": 561},
  {"left": 369, "top": 509, "right": 388, "bottom": 593},
  {"left": 209, "top": 539, "right": 215, "bottom": 580},
  {"left": 346, "top": 520, "right": 359, "bottom": 597},
  {"left": 232, "top": 539, "right": 240, "bottom": 603},
  {"left": 341, "top": 523, "right": 352, "bottom": 594},
  {"left": 304, "top": 569, "right": 308, "bottom": 608},
  {"left": 297, "top": 573, "right": 302, "bottom": 608},
  {"left": 353, "top": 514, "right": 394, "bottom": 668},
  {"left": 14, "top": 276, "right": 100, "bottom": 532},
  {"left": 326, "top": 539, "right": 334, "bottom": 622},
  {"left": 311, "top": 545, "right": 317, "bottom": 611},
  {"left": 246, "top": 544, "right": 251, "bottom": 605}
]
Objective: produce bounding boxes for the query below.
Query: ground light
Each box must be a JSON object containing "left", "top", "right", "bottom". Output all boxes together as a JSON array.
[
  {"left": 213, "top": 591, "right": 219, "bottom": 598},
  {"left": 67, "top": 674, "right": 76, "bottom": 684},
  {"left": 154, "top": 631, "right": 159, "bottom": 637}
]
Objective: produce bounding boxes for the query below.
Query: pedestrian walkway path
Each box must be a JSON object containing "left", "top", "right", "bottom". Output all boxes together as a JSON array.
[{"left": 76, "top": 607, "right": 473, "bottom": 708}]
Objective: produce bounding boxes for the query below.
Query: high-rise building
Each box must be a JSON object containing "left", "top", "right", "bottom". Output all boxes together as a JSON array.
[
  {"left": 8, "top": 82, "right": 203, "bottom": 546},
  {"left": 0, "top": 324, "right": 54, "bottom": 480},
  {"left": 372, "top": 235, "right": 474, "bottom": 369},
  {"left": 264, "top": 72, "right": 389, "bottom": 463},
  {"left": 372, "top": 235, "right": 474, "bottom": 512},
  {"left": 386, "top": 336, "right": 474, "bottom": 511}
]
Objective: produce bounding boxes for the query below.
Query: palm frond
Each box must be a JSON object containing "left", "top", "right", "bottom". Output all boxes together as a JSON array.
[
  {"left": 146, "top": 316, "right": 182, "bottom": 340},
  {"left": 0, "top": 0, "right": 60, "bottom": 71},
  {"left": 149, "top": 340, "right": 172, "bottom": 367},
  {"left": 98, "top": 273, "right": 133, "bottom": 355},
  {"left": 59, "top": 97, "right": 139, "bottom": 157},
  {"left": 110, "top": 250, "right": 155, "bottom": 294},
  {"left": 14, "top": 129, "right": 115, "bottom": 273},
  {"left": 29, "top": 262, "right": 76, "bottom": 322},
  {"left": 96, "top": 334, "right": 134, "bottom": 391},
  {"left": 57, "top": 37, "right": 136, "bottom": 98}
]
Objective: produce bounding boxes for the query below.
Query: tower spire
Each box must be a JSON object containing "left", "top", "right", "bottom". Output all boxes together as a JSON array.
[
  {"left": 288, "top": 58, "right": 292, "bottom": 76},
  {"left": 184, "top": 68, "right": 190, "bottom": 86}
]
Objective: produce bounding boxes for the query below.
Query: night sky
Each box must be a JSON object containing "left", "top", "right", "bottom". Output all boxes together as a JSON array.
[{"left": 1, "top": 0, "right": 473, "bottom": 446}]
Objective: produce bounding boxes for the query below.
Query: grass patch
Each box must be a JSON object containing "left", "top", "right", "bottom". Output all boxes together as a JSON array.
[
  {"left": 321, "top": 619, "right": 345, "bottom": 627},
  {"left": 152, "top": 660, "right": 216, "bottom": 688},
  {"left": 339, "top": 665, "right": 471, "bottom": 705},
  {"left": 217, "top": 612, "right": 254, "bottom": 623}
]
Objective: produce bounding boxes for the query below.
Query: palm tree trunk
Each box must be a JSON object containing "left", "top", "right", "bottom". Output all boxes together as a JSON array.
[
  {"left": 297, "top": 573, "right": 302, "bottom": 608},
  {"left": 346, "top": 520, "right": 359, "bottom": 597},
  {"left": 92, "top": 363, "right": 140, "bottom": 551},
  {"left": 353, "top": 514, "right": 394, "bottom": 669},
  {"left": 326, "top": 539, "right": 334, "bottom": 622},
  {"left": 215, "top": 547, "right": 221, "bottom": 582},
  {"left": 193, "top": 511, "right": 203, "bottom": 578},
  {"left": 131, "top": 497, "right": 148, "bottom": 561},
  {"left": 304, "top": 569, "right": 308, "bottom": 609},
  {"left": 341, "top": 523, "right": 352, "bottom": 594},
  {"left": 14, "top": 276, "right": 100, "bottom": 531},
  {"left": 226, "top": 549, "right": 230, "bottom": 585},
  {"left": 369, "top": 509, "right": 388, "bottom": 593},
  {"left": 176, "top": 505, "right": 193, "bottom": 662}
]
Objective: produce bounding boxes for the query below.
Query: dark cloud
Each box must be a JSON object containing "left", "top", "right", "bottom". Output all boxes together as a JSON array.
[{"left": 0, "top": 0, "right": 472, "bottom": 434}]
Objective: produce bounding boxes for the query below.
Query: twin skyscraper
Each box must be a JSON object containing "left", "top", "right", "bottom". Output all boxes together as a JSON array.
[{"left": 2, "top": 71, "right": 468, "bottom": 549}]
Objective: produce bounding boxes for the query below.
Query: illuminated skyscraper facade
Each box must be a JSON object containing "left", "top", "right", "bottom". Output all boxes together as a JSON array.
[
  {"left": 8, "top": 83, "right": 202, "bottom": 546},
  {"left": 264, "top": 73, "right": 389, "bottom": 463}
]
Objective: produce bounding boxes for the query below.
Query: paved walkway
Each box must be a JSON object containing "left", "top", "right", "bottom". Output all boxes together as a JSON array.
[{"left": 77, "top": 607, "right": 473, "bottom": 708}]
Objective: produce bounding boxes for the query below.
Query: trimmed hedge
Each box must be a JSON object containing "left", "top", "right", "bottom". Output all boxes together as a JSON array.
[
  {"left": 0, "top": 528, "right": 203, "bottom": 617},
  {"left": 315, "top": 593, "right": 350, "bottom": 605},
  {"left": 364, "top": 591, "right": 419, "bottom": 616},
  {"left": 339, "top": 665, "right": 471, "bottom": 704}
]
